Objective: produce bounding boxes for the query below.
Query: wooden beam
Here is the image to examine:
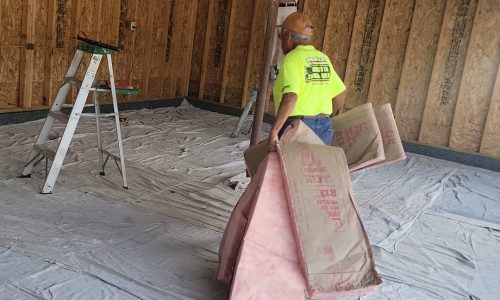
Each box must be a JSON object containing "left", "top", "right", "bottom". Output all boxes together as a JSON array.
[
  {"left": 140, "top": 3, "right": 155, "bottom": 98},
  {"left": 168, "top": 0, "right": 187, "bottom": 98},
  {"left": 199, "top": 0, "right": 216, "bottom": 99},
  {"left": 480, "top": 65, "right": 500, "bottom": 158},
  {"left": 449, "top": 0, "right": 500, "bottom": 152},
  {"left": 92, "top": 0, "right": 103, "bottom": 40},
  {"left": 321, "top": 0, "right": 358, "bottom": 80},
  {"left": 241, "top": 0, "right": 260, "bottom": 107},
  {"left": 19, "top": 0, "right": 36, "bottom": 108},
  {"left": 219, "top": 0, "right": 237, "bottom": 103},
  {"left": 418, "top": 0, "right": 478, "bottom": 146},
  {"left": 159, "top": 0, "right": 174, "bottom": 97},
  {"left": 393, "top": 0, "right": 446, "bottom": 142},
  {"left": 125, "top": 0, "right": 140, "bottom": 92},
  {"left": 343, "top": 0, "right": 386, "bottom": 110},
  {"left": 367, "top": 0, "right": 415, "bottom": 108},
  {"left": 43, "top": 0, "right": 57, "bottom": 106},
  {"left": 179, "top": 0, "right": 199, "bottom": 96}
]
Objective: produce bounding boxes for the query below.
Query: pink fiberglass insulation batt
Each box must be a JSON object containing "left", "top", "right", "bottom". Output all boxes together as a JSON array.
[
  {"left": 227, "top": 153, "right": 307, "bottom": 299},
  {"left": 331, "top": 103, "right": 385, "bottom": 171},
  {"left": 279, "top": 142, "right": 382, "bottom": 297}
]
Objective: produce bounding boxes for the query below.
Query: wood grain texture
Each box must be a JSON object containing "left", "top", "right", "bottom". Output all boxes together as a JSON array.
[
  {"left": 302, "top": 0, "right": 330, "bottom": 50},
  {"left": 343, "top": 0, "right": 386, "bottom": 110},
  {"left": 322, "top": 0, "right": 357, "bottom": 80},
  {"left": 449, "top": 0, "right": 500, "bottom": 152},
  {"left": 418, "top": 0, "right": 478, "bottom": 146},
  {"left": 480, "top": 66, "right": 500, "bottom": 158},
  {"left": 198, "top": 0, "right": 216, "bottom": 99},
  {"left": 188, "top": 0, "right": 210, "bottom": 97},
  {"left": 367, "top": 0, "right": 415, "bottom": 108},
  {"left": 394, "top": 0, "right": 447, "bottom": 141},
  {"left": 220, "top": 0, "right": 254, "bottom": 106}
]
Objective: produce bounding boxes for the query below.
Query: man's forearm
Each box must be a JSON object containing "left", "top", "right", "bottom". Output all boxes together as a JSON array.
[
  {"left": 270, "top": 93, "right": 298, "bottom": 136},
  {"left": 332, "top": 91, "right": 346, "bottom": 116}
]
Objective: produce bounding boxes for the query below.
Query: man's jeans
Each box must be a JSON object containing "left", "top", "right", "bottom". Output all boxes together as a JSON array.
[{"left": 278, "top": 115, "right": 333, "bottom": 145}]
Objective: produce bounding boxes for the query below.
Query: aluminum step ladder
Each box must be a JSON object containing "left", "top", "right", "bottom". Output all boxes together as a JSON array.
[{"left": 21, "top": 37, "right": 132, "bottom": 194}]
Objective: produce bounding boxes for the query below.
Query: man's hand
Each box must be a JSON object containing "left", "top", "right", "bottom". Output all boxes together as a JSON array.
[{"left": 268, "top": 132, "right": 279, "bottom": 152}]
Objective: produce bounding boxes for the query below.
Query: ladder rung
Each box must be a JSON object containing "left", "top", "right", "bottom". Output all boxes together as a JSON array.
[
  {"left": 34, "top": 145, "right": 56, "bottom": 161},
  {"left": 48, "top": 111, "right": 69, "bottom": 123},
  {"left": 61, "top": 104, "right": 95, "bottom": 108},
  {"left": 64, "top": 77, "right": 82, "bottom": 85},
  {"left": 80, "top": 112, "right": 117, "bottom": 118}
]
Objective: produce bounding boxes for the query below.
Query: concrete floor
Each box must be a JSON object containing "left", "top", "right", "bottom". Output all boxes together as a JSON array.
[{"left": 0, "top": 102, "right": 499, "bottom": 299}]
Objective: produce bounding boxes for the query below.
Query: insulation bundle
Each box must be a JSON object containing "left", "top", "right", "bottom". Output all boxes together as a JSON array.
[
  {"left": 219, "top": 141, "right": 382, "bottom": 299},
  {"left": 331, "top": 103, "right": 386, "bottom": 171},
  {"left": 373, "top": 103, "right": 406, "bottom": 166},
  {"left": 243, "top": 119, "right": 324, "bottom": 177},
  {"left": 279, "top": 142, "right": 382, "bottom": 297}
]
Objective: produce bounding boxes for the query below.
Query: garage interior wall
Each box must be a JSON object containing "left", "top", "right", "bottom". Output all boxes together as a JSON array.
[{"left": 0, "top": 0, "right": 499, "bottom": 158}]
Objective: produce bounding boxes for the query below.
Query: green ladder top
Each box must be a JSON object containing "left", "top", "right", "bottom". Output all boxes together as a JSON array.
[
  {"left": 77, "top": 41, "right": 115, "bottom": 54},
  {"left": 75, "top": 37, "right": 122, "bottom": 54}
]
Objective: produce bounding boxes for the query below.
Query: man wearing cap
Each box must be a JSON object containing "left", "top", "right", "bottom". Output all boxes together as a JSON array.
[{"left": 268, "top": 12, "right": 346, "bottom": 151}]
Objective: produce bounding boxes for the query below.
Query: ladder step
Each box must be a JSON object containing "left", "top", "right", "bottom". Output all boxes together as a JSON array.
[
  {"left": 34, "top": 145, "right": 56, "bottom": 161},
  {"left": 61, "top": 103, "right": 95, "bottom": 108},
  {"left": 80, "top": 112, "right": 118, "bottom": 118},
  {"left": 64, "top": 77, "right": 82, "bottom": 85},
  {"left": 48, "top": 111, "right": 69, "bottom": 123}
]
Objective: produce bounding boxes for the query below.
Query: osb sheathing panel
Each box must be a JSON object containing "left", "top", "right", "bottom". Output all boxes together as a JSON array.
[
  {"left": 242, "top": 0, "right": 267, "bottom": 107},
  {"left": 302, "top": 0, "right": 330, "bottom": 50},
  {"left": 394, "top": 0, "right": 446, "bottom": 141},
  {"left": 418, "top": 0, "right": 478, "bottom": 146},
  {"left": 343, "top": 0, "right": 386, "bottom": 110},
  {"left": 0, "top": 0, "right": 23, "bottom": 109},
  {"left": 367, "top": 0, "right": 415, "bottom": 108},
  {"left": 188, "top": 0, "right": 210, "bottom": 97},
  {"left": 2, "top": 0, "right": 500, "bottom": 159},
  {"left": 322, "top": 0, "right": 357, "bottom": 80},
  {"left": 480, "top": 67, "right": 500, "bottom": 157},
  {"left": 203, "top": 0, "right": 231, "bottom": 102},
  {"left": 449, "top": 0, "right": 500, "bottom": 152},
  {"left": 222, "top": 0, "right": 254, "bottom": 106}
]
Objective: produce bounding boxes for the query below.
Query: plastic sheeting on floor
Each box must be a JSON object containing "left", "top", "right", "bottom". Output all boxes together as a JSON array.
[{"left": 0, "top": 101, "right": 499, "bottom": 299}]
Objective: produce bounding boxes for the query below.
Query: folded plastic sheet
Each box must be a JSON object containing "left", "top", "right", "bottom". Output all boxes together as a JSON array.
[
  {"left": 373, "top": 103, "right": 406, "bottom": 166},
  {"left": 243, "top": 120, "right": 324, "bottom": 176},
  {"left": 332, "top": 103, "right": 385, "bottom": 171},
  {"left": 279, "top": 142, "right": 382, "bottom": 297}
]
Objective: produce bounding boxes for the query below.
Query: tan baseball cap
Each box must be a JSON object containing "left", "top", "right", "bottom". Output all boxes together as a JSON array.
[{"left": 281, "top": 12, "right": 314, "bottom": 36}]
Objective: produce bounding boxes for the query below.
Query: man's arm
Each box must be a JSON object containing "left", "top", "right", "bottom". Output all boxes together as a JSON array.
[
  {"left": 332, "top": 91, "right": 346, "bottom": 116},
  {"left": 268, "top": 92, "right": 298, "bottom": 151}
]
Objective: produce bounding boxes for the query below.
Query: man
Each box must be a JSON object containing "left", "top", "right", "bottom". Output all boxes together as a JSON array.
[{"left": 268, "top": 12, "right": 346, "bottom": 151}]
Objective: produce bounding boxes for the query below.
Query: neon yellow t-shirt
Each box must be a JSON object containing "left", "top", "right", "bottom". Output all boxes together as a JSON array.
[{"left": 273, "top": 45, "right": 346, "bottom": 116}]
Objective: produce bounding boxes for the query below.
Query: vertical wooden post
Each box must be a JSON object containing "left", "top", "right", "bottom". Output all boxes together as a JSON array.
[
  {"left": 250, "top": 0, "right": 279, "bottom": 147},
  {"left": 448, "top": 0, "right": 499, "bottom": 152},
  {"left": 180, "top": 0, "right": 199, "bottom": 96},
  {"left": 418, "top": 0, "right": 478, "bottom": 146},
  {"left": 19, "top": 0, "right": 36, "bottom": 108},
  {"left": 393, "top": 0, "right": 446, "bottom": 141},
  {"left": 241, "top": 0, "right": 260, "bottom": 107},
  {"left": 219, "top": 0, "right": 237, "bottom": 103},
  {"left": 141, "top": 3, "right": 155, "bottom": 98},
  {"left": 199, "top": 0, "right": 215, "bottom": 99},
  {"left": 43, "top": 0, "right": 57, "bottom": 106},
  {"left": 480, "top": 66, "right": 500, "bottom": 157}
]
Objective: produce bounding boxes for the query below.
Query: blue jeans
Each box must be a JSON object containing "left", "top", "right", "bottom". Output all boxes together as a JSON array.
[{"left": 278, "top": 115, "right": 333, "bottom": 145}]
